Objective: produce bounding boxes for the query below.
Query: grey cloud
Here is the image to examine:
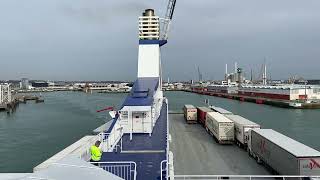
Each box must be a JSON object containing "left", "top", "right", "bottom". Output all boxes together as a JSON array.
[
  {"left": 60, "top": 1, "right": 149, "bottom": 24},
  {"left": 0, "top": 0, "right": 320, "bottom": 81}
]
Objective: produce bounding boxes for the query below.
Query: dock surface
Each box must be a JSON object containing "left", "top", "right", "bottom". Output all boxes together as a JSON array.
[{"left": 169, "top": 113, "right": 271, "bottom": 175}]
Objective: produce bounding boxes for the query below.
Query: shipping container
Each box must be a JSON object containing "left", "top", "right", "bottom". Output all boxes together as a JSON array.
[
  {"left": 224, "top": 114, "right": 260, "bottom": 147},
  {"left": 210, "top": 106, "right": 233, "bottom": 115},
  {"left": 197, "top": 106, "right": 213, "bottom": 126},
  {"left": 248, "top": 129, "right": 320, "bottom": 175},
  {"left": 183, "top": 104, "right": 197, "bottom": 123},
  {"left": 206, "top": 112, "right": 234, "bottom": 144}
]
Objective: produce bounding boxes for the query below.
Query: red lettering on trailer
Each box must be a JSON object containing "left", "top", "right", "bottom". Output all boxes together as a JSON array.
[
  {"left": 259, "top": 140, "right": 266, "bottom": 154},
  {"left": 258, "top": 139, "right": 271, "bottom": 158},
  {"left": 309, "top": 159, "right": 320, "bottom": 170}
]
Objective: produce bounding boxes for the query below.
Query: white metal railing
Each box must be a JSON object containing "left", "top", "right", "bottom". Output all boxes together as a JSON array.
[
  {"left": 98, "top": 132, "right": 110, "bottom": 152},
  {"left": 98, "top": 119, "right": 123, "bottom": 152},
  {"left": 161, "top": 160, "right": 167, "bottom": 180},
  {"left": 79, "top": 127, "right": 123, "bottom": 161},
  {"left": 174, "top": 175, "right": 320, "bottom": 180},
  {"left": 166, "top": 98, "right": 170, "bottom": 180},
  {"left": 97, "top": 132, "right": 123, "bottom": 153},
  {"left": 91, "top": 161, "right": 137, "bottom": 180}
]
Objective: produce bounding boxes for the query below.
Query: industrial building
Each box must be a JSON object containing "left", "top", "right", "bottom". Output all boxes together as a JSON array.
[
  {"left": 20, "top": 78, "right": 30, "bottom": 90},
  {"left": 207, "top": 84, "right": 238, "bottom": 94},
  {"left": 191, "top": 83, "right": 320, "bottom": 101},
  {"left": 31, "top": 81, "right": 49, "bottom": 88},
  {"left": 0, "top": 84, "right": 12, "bottom": 108}
]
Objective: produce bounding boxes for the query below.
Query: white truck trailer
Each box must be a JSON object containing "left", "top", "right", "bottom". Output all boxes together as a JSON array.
[
  {"left": 225, "top": 114, "right": 260, "bottom": 147},
  {"left": 206, "top": 112, "right": 234, "bottom": 144},
  {"left": 183, "top": 104, "right": 197, "bottom": 124},
  {"left": 248, "top": 129, "right": 320, "bottom": 175}
]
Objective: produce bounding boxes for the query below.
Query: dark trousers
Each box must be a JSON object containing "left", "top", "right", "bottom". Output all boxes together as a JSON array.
[{"left": 90, "top": 159, "right": 99, "bottom": 166}]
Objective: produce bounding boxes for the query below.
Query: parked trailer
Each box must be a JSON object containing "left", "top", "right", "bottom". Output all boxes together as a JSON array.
[
  {"left": 225, "top": 114, "right": 260, "bottom": 147},
  {"left": 206, "top": 112, "right": 234, "bottom": 144},
  {"left": 183, "top": 104, "right": 197, "bottom": 124},
  {"left": 248, "top": 129, "right": 320, "bottom": 175},
  {"left": 210, "top": 106, "right": 233, "bottom": 115},
  {"left": 197, "top": 106, "right": 213, "bottom": 126}
]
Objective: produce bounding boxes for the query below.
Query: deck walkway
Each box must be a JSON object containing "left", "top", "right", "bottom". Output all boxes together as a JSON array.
[{"left": 169, "top": 113, "right": 271, "bottom": 175}]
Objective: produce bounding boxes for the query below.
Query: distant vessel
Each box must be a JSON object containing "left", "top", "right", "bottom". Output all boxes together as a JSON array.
[{"left": 289, "top": 102, "right": 302, "bottom": 108}]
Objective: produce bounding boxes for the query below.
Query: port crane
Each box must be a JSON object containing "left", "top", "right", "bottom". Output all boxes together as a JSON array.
[{"left": 161, "top": 0, "right": 177, "bottom": 40}]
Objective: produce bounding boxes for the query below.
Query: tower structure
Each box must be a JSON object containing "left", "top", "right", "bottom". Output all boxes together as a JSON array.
[
  {"left": 262, "top": 63, "right": 267, "bottom": 85},
  {"left": 138, "top": 9, "right": 164, "bottom": 89},
  {"left": 225, "top": 64, "right": 228, "bottom": 81},
  {"left": 0, "top": 84, "right": 12, "bottom": 106}
]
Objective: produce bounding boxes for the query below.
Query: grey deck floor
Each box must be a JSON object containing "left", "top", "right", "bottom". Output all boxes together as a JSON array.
[{"left": 169, "top": 113, "right": 272, "bottom": 175}]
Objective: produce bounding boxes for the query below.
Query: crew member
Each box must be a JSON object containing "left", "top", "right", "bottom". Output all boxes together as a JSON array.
[{"left": 90, "top": 140, "right": 102, "bottom": 166}]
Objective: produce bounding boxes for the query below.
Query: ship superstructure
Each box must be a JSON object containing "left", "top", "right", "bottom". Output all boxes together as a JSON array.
[
  {"left": 98, "top": 9, "right": 170, "bottom": 179},
  {"left": 85, "top": 6, "right": 176, "bottom": 179}
]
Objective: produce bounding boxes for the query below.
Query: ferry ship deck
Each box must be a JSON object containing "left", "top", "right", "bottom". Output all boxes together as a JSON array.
[{"left": 100, "top": 102, "right": 168, "bottom": 180}]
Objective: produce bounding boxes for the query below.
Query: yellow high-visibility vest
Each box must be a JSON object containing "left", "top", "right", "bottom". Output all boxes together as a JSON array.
[{"left": 90, "top": 145, "right": 102, "bottom": 161}]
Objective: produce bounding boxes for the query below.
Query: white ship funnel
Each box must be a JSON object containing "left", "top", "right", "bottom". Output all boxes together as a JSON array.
[{"left": 137, "top": 9, "right": 162, "bottom": 79}]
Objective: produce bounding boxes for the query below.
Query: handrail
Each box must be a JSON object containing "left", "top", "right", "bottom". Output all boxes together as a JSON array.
[
  {"left": 160, "top": 160, "right": 167, "bottom": 180},
  {"left": 91, "top": 161, "right": 137, "bottom": 180},
  {"left": 97, "top": 120, "right": 123, "bottom": 153},
  {"left": 165, "top": 98, "right": 170, "bottom": 180},
  {"left": 98, "top": 132, "right": 110, "bottom": 152}
]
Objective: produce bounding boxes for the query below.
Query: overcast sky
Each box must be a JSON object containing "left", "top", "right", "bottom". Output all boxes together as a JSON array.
[{"left": 0, "top": 0, "right": 319, "bottom": 81}]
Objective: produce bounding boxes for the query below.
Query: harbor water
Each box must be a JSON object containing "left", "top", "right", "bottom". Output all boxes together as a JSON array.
[{"left": 0, "top": 91, "right": 320, "bottom": 172}]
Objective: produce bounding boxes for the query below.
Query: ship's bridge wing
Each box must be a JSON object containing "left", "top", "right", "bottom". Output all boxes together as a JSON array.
[{"left": 122, "top": 77, "right": 159, "bottom": 107}]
